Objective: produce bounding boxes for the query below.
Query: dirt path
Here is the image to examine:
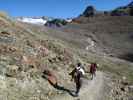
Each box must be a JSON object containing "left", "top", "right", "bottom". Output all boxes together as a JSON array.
[{"left": 50, "top": 71, "right": 105, "bottom": 100}]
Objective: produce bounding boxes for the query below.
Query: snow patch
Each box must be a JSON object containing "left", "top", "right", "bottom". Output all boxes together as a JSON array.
[
  {"left": 17, "top": 17, "right": 47, "bottom": 25},
  {"left": 66, "top": 19, "right": 72, "bottom": 23}
]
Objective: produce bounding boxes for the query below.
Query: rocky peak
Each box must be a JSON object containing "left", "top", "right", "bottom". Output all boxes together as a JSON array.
[{"left": 82, "top": 6, "right": 96, "bottom": 17}]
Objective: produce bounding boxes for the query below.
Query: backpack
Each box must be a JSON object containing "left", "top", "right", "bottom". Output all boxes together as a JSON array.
[
  {"left": 90, "top": 63, "right": 97, "bottom": 73},
  {"left": 76, "top": 67, "right": 85, "bottom": 76}
]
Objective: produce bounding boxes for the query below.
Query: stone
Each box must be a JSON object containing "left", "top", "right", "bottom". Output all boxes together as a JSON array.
[
  {"left": 6, "top": 65, "right": 19, "bottom": 77},
  {"left": 128, "top": 85, "right": 133, "bottom": 92},
  {"left": 0, "top": 31, "right": 11, "bottom": 36},
  {"left": 120, "top": 87, "right": 125, "bottom": 92}
]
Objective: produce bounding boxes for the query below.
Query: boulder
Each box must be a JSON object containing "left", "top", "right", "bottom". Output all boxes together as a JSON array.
[{"left": 6, "top": 65, "right": 19, "bottom": 77}]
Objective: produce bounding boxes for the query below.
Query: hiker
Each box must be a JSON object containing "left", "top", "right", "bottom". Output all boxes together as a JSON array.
[
  {"left": 90, "top": 63, "right": 98, "bottom": 80},
  {"left": 69, "top": 63, "right": 85, "bottom": 96}
]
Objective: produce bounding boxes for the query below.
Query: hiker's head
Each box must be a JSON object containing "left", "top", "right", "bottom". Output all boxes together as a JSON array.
[
  {"left": 77, "top": 62, "right": 81, "bottom": 67},
  {"left": 76, "top": 63, "right": 82, "bottom": 71}
]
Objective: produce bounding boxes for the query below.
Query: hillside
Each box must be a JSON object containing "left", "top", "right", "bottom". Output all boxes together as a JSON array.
[
  {"left": 40, "top": 2, "right": 133, "bottom": 62},
  {"left": 0, "top": 3, "right": 133, "bottom": 100},
  {"left": 0, "top": 13, "right": 82, "bottom": 100},
  {"left": 63, "top": 16, "right": 133, "bottom": 61}
]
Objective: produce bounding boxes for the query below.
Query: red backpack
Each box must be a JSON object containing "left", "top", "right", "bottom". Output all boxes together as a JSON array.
[{"left": 90, "top": 63, "right": 97, "bottom": 73}]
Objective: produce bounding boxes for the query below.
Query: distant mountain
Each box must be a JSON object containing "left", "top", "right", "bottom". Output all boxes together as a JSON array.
[{"left": 16, "top": 16, "right": 72, "bottom": 26}]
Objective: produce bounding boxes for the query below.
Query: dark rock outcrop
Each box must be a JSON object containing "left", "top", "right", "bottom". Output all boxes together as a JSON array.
[
  {"left": 45, "top": 19, "right": 67, "bottom": 27},
  {"left": 82, "top": 6, "right": 96, "bottom": 17}
]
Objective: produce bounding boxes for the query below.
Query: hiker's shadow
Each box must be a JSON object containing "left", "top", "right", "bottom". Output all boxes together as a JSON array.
[{"left": 42, "top": 75, "right": 76, "bottom": 97}]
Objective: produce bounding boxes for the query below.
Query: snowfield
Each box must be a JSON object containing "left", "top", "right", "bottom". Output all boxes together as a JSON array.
[{"left": 17, "top": 17, "right": 47, "bottom": 25}]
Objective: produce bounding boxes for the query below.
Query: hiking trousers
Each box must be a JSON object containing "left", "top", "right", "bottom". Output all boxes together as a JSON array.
[
  {"left": 91, "top": 71, "right": 96, "bottom": 80},
  {"left": 75, "top": 79, "right": 82, "bottom": 94}
]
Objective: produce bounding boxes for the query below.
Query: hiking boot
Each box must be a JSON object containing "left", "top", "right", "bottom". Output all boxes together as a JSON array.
[{"left": 75, "top": 92, "right": 79, "bottom": 97}]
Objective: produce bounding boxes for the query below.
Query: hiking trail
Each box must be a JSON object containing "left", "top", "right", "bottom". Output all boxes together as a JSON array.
[{"left": 51, "top": 71, "right": 105, "bottom": 100}]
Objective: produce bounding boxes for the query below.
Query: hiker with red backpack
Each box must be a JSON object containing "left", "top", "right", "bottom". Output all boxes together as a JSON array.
[
  {"left": 89, "top": 63, "right": 98, "bottom": 80},
  {"left": 69, "top": 63, "right": 85, "bottom": 96}
]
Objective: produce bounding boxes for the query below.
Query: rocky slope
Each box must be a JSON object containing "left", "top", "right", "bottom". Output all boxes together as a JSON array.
[{"left": 0, "top": 13, "right": 82, "bottom": 100}]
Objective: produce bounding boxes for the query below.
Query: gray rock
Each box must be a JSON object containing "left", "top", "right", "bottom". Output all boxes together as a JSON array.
[
  {"left": 0, "top": 36, "right": 16, "bottom": 43},
  {"left": 128, "top": 85, "right": 133, "bottom": 92}
]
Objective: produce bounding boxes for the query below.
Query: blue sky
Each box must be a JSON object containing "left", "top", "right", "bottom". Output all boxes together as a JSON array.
[{"left": 0, "top": 0, "right": 132, "bottom": 18}]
